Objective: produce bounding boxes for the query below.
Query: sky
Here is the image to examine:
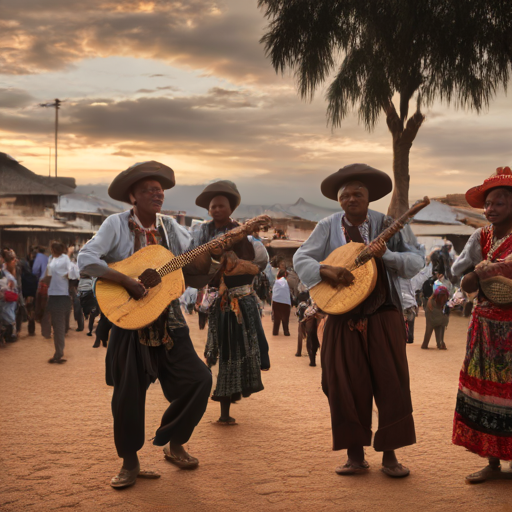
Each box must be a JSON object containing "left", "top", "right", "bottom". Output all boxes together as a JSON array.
[{"left": 1, "top": 0, "right": 511, "bottom": 213}]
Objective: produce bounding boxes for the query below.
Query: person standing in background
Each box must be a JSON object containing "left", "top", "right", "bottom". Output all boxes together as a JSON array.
[
  {"left": 421, "top": 285, "right": 450, "bottom": 350},
  {"left": 271, "top": 270, "right": 292, "bottom": 336},
  {"left": 20, "top": 257, "right": 38, "bottom": 336},
  {"left": 399, "top": 277, "right": 418, "bottom": 344},
  {"left": 46, "top": 242, "right": 73, "bottom": 364},
  {"left": 67, "top": 245, "right": 84, "bottom": 332},
  {"left": 32, "top": 247, "right": 48, "bottom": 281},
  {"left": 1, "top": 250, "right": 20, "bottom": 343}
]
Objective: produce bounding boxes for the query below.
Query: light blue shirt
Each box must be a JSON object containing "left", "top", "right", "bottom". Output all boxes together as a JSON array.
[
  {"left": 272, "top": 277, "right": 291, "bottom": 305},
  {"left": 32, "top": 252, "right": 48, "bottom": 281},
  {"left": 293, "top": 209, "right": 425, "bottom": 310},
  {"left": 78, "top": 211, "right": 191, "bottom": 277}
]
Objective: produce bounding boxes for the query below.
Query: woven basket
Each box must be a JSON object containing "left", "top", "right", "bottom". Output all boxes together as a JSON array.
[{"left": 480, "top": 276, "right": 512, "bottom": 305}]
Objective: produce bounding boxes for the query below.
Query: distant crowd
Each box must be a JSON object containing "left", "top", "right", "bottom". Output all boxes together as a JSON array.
[{"left": 0, "top": 243, "right": 111, "bottom": 361}]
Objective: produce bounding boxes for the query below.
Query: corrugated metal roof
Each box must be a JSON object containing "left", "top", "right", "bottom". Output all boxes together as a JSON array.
[
  {"left": 0, "top": 152, "right": 75, "bottom": 196},
  {"left": 56, "top": 193, "right": 123, "bottom": 215},
  {"left": 410, "top": 223, "right": 476, "bottom": 236}
]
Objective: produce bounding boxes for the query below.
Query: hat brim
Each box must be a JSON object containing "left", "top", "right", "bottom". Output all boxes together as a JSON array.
[
  {"left": 321, "top": 165, "right": 392, "bottom": 202},
  {"left": 108, "top": 162, "right": 175, "bottom": 204},
  {"left": 465, "top": 182, "right": 512, "bottom": 208},
  {"left": 196, "top": 190, "right": 241, "bottom": 211}
]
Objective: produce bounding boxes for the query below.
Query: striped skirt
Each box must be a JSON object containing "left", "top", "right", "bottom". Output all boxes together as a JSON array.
[{"left": 453, "top": 304, "right": 512, "bottom": 460}]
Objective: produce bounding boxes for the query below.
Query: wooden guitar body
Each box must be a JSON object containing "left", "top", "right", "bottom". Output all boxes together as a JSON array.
[
  {"left": 95, "top": 245, "right": 185, "bottom": 330},
  {"left": 310, "top": 242, "right": 378, "bottom": 315}
]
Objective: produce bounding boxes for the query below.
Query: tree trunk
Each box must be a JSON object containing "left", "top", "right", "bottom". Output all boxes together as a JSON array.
[{"left": 384, "top": 101, "right": 425, "bottom": 219}]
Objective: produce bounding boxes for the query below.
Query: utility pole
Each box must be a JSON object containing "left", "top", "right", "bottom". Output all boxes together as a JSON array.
[
  {"left": 40, "top": 99, "right": 61, "bottom": 178},
  {"left": 54, "top": 98, "right": 60, "bottom": 178}
]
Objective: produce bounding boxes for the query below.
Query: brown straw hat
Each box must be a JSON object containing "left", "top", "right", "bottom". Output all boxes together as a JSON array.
[
  {"left": 108, "top": 161, "right": 175, "bottom": 204},
  {"left": 195, "top": 180, "right": 241, "bottom": 211},
  {"left": 321, "top": 163, "right": 392, "bottom": 202},
  {"left": 465, "top": 166, "right": 512, "bottom": 208}
]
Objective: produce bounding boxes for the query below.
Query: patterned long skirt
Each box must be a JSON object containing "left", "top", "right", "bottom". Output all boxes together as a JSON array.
[
  {"left": 452, "top": 303, "right": 512, "bottom": 460},
  {"left": 206, "top": 294, "right": 270, "bottom": 402}
]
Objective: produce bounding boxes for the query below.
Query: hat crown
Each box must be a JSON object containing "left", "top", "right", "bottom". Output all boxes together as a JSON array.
[{"left": 493, "top": 166, "right": 512, "bottom": 177}]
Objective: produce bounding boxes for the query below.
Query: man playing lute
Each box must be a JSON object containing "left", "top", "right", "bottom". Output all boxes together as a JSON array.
[
  {"left": 78, "top": 161, "right": 216, "bottom": 488},
  {"left": 293, "top": 164, "right": 424, "bottom": 478}
]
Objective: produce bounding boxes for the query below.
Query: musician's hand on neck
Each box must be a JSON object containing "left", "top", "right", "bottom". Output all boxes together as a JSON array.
[
  {"left": 370, "top": 239, "right": 387, "bottom": 258},
  {"left": 320, "top": 265, "right": 355, "bottom": 288}
]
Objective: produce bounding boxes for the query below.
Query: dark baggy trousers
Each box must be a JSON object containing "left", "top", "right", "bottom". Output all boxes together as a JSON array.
[
  {"left": 305, "top": 317, "right": 320, "bottom": 365},
  {"left": 422, "top": 322, "right": 446, "bottom": 349},
  {"left": 297, "top": 317, "right": 320, "bottom": 365},
  {"left": 405, "top": 316, "right": 415, "bottom": 343},
  {"left": 47, "top": 295, "right": 71, "bottom": 360},
  {"left": 322, "top": 308, "right": 416, "bottom": 452},
  {"left": 70, "top": 287, "right": 84, "bottom": 331},
  {"left": 272, "top": 302, "right": 291, "bottom": 335},
  {"left": 106, "top": 325, "right": 212, "bottom": 458}
]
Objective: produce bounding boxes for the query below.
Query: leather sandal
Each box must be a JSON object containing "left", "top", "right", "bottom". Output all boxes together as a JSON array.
[
  {"left": 465, "top": 465, "right": 512, "bottom": 484},
  {"left": 110, "top": 463, "right": 161, "bottom": 488},
  {"left": 163, "top": 444, "right": 199, "bottom": 470},
  {"left": 381, "top": 463, "right": 410, "bottom": 478},
  {"left": 335, "top": 460, "right": 370, "bottom": 475},
  {"left": 111, "top": 464, "right": 139, "bottom": 488},
  {"left": 216, "top": 417, "right": 238, "bottom": 426}
]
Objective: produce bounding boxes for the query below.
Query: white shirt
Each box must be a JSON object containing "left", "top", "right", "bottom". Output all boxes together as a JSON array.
[
  {"left": 272, "top": 277, "right": 291, "bottom": 305},
  {"left": 47, "top": 254, "right": 72, "bottom": 296},
  {"left": 78, "top": 211, "right": 191, "bottom": 277}
]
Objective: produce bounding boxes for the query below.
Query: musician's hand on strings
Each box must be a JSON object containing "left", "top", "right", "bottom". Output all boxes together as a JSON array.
[
  {"left": 124, "top": 277, "right": 147, "bottom": 300},
  {"left": 320, "top": 264, "right": 355, "bottom": 288},
  {"left": 371, "top": 239, "right": 387, "bottom": 258}
]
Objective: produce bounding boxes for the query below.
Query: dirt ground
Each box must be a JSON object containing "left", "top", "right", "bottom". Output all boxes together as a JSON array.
[{"left": 1, "top": 307, "right": 512, "bottom": 512}]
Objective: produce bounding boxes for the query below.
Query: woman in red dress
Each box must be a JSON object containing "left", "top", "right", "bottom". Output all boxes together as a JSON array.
[{"left": 451, "top": 166, "right": 512, "bottom": 483}]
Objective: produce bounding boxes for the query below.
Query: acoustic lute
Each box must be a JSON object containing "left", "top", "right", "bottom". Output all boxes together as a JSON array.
[
  {"left": 310, "top": 197, "right": 430, "bottom": 315},
  {"left": 95, "top": 215, "right": 271, "bottom": 330}
]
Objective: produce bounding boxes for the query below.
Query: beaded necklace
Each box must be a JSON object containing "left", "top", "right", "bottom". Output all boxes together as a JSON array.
[{"left": 487, "top": 226, "right": 512, "bottom": 261}]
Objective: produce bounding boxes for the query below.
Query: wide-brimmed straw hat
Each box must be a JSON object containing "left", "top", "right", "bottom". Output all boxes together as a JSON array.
[
  {"left": 465, "top": 166, "right": 512, "bottom": 208},
  {"left": 108, "top": 161, "right": 175, "bottom": 204},
  {"left": 195, "top": 180, "right": 241, "bottom": 211},
  {"left": 321, "top": 163, "right": 392, "bottom": 202}
]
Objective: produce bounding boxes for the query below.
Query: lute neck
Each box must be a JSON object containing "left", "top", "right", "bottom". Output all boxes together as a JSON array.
[
  {"left": 155, "top": 214, "right": 270, "bottom": 277},
  {"left": 352, "top": 197, "right": 430, "bottom": 269},
  {"left": 156, "top": 238, "right": 222, "bottom": 277}
]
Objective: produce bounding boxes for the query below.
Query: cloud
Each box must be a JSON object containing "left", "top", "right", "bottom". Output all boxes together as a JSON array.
[
  {"left": 0, "top": 1, "right": 275, "bottom": 84},
  {"left": 0, "top": 88, "right": 34, "bottom": 108},
  {"left": 111, "top": 150, "right": 134, "bottom": 157},
  {"left": 136, "top": 86, "right": 180, "bottom": 93}
]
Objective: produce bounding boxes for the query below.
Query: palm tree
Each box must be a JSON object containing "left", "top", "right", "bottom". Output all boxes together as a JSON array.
[{"left": 259, "top": 0, "right": 512, "bottom": 217}]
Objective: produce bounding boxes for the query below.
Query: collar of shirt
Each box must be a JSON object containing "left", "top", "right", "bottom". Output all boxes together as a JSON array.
[
  {"left": 131, "top": 212, "right": 162, "bottom": 231},
  {"left": 342, "top": 215, "right": 370, "bottom": 244}
]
